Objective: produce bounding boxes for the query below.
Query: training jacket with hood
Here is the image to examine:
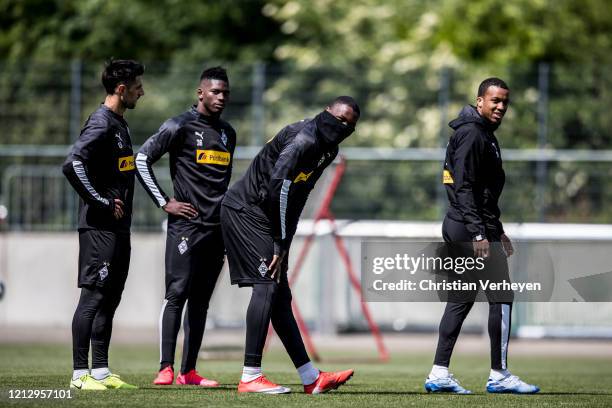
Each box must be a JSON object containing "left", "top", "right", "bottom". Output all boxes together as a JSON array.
[
  {"left": 62, "top": 105, "right": 135, "bottom": 233},
  {"left": 223, "top": 110, "right": 354, "bottom": 254},
  {"left": 443, "top": 105, "right": 505, "bottom": 240}
]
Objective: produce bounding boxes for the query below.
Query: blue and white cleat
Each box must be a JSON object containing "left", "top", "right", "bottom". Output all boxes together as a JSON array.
[
  {"left": 486, "top": 375, "right": 540, "bottom": 394},
  {"left": 425, "top": 374, "right": 472, "bottom": 394}
]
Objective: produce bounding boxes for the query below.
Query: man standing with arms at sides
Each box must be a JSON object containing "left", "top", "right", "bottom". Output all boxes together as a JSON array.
[
  {"left": 425, "top": 78, "right": 539, "bottom": 394},
  {"left": 220, "top": 96, "right": 359, "bottom": 394},
  {"left": 63, "top": 59, "right": 144, "bottom": 390},
  {"left": 136, "top": 67, "right": 235, "bottom": 387}
]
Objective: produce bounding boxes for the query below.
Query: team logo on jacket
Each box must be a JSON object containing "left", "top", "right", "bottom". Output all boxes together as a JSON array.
[
  {"left": 221, "top": 129, "right": 228, "bottom": 146},
  {"left": 294, "top": 171, "right": 313, "bottom": 183},
  {"left": 178, "top": 237, "right": 189, "bottom": 255},
  {"left": 258, "top": 261, "right": 268, "bottom": 277},
  {"left": 118, "top": 155, "right": 135, "bottom": 171},
  {"left": 98, "top": 263, "right": 109, "bottom": 281},
  {"left": 195, "top": 131, "right": 204, "bottom": 146},
  {"left": 442, "top": 169, "right": 454, "bottom": 184},
  {"left": 196, "top": 150, "right": 230, "bottom": 166},
  {"left": 317, "top": 152, "right": 332, "bottom": 168}
]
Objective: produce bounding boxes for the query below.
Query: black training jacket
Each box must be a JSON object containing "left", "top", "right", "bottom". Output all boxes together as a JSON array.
[
  {"left": 62, "top": 105, "right": 135, "bottom": 233},
  {"left": 224, "top": 110, "right": 353, "bottom": 254},
  {"left": 136, "top": 106, "right": 236, "bottom": 227},
  {"left": 443, "top": 105, "right": 505, "bottom": 240}
]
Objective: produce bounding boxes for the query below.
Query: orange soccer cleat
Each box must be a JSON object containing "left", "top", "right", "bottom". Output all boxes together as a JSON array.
[
  {"left": 238, "top": 375, "right": 291, "bottom": 394},
  {"left": 176, "top": 370, "right": 219, "bottom": 387},
  {"left": 304, "top": 369, "right": 354, "bottom": 394},
  {"left": 153, "top": 366, "right": 174, "bottom": 385}
]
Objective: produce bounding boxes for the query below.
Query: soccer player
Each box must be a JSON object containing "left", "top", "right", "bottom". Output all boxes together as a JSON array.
[
  {"left": 424, "top": 78, "right": 539, "bottom": 394},
  {"left": 220, "top": 96, "right": 359, "bottom": 394},
  {"left": 136, "top": 67, "right": 235, "bottom": 387},
  {"left": 62, "top": 59, "right": 144, "bottom": 390}
]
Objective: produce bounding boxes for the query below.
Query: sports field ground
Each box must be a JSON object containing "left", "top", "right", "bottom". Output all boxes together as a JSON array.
[{"left": 0, "top": 342, "right": 611, "bottom": 407}]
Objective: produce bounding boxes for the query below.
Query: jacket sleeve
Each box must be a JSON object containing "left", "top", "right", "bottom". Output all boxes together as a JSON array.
[
  {"left": 225, "top": 125, "right": 237, "bottom": 187},
  {"left": 452, "top": 129, "right": 486, "bottom": 239},
  {"left": 488, "top": 216, "right": 505, "bottom": 235},
  {"left": 61, "top": 118, "right": 114, "bottom": 211},
  {"left": 135, "top": 119, "right": 181, "bottom": 208},
  {"left": 268, "top": 138, "right": 306, "bottom": 255}
]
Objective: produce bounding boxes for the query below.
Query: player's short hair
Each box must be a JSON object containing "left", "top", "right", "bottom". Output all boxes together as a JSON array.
[
  {"left": 101, "top": 59, "right": 145, "bottom": 95},
  {"left": 478, "top": 77, "right": 509, "bottom": 97},
  {"left": 329, "top": 95, "right": 360, "bottom": 117},
  {"left": 200, "top": 66, "right": 229, "bottom": 84}
]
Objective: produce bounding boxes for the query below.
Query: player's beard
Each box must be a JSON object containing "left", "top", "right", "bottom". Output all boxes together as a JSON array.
[{"left": 121, "top": 94, "right": 137, "bottom": 110}]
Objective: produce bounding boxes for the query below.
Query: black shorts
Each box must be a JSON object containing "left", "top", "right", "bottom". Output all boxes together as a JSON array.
[
  {"left": 164, "top": 220, "right": 225, "bottom": 292},
  {"left": 78, "top": 229, "right": 130, "bottom": 290},
  {"left": 220, "top": 203, "right": 287, "bottom": 286}
]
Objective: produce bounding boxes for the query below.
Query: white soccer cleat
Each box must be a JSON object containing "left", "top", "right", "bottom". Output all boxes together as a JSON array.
[
  {"left": 424, "top": 374, "right": 472, "bottom": 394},
  {"left": 486, "top": 374, "right": 540, "bottom": 394}
]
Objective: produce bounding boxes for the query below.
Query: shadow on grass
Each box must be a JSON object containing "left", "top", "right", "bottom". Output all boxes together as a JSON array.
[
  {"left": 135, "top": 387, "right": 612, "bottom": 397},
  {"left": 533, "top": 392, "right": 612, "bottom": 396},
  {"left": 141, "top": 386, "right": 237, "bottom": 391}
]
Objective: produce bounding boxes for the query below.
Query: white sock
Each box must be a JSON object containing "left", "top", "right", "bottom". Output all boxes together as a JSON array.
[
  {"left": 241, "top": 366, "right": 262, "bottom": 383},
  {"left": 72, "top": 369, "right": 89, "bottom": 381},
  {"left": 297, "top": 361, "right": 319, "bottom": 385},
  {"left": 91, "top": 367, "right": 111, "bottom": 380},
  {"left": 429, "top": 365, "right": 449, "bottom": 379},
  {"left": 490, "top": 369, "right": 510, "bottom": 381}
]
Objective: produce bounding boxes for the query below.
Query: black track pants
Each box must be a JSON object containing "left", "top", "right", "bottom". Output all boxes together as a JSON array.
[
  {"left": 159, "top": 224, "right": 225, "bottom": 373},
  {"left": 433, "top": 217, "right": 512, "bottom": 370}
]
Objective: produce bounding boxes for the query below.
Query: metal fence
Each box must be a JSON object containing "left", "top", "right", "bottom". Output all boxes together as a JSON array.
[{"left": 1, "top": 146, "right": 612, "bottom": 231}]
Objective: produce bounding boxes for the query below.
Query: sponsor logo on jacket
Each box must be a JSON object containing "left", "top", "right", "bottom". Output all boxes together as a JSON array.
[
  {"left": 294, "top": 171, "right": 313, "bottom": 183},
  {"left": 195, "top": 131, "right": 204, "bottom": 146},
  {"left": 443, "top": 169, "right": 454, "bottom": 184},
  {"left": 115, "top": 133, "right": 124, "bottom": 148},
  {"left": 118, "top": 155, "right": 135, "bottom": 171},
  {"left": 196, "top": 150, "right": 230, "bottom": 166}
]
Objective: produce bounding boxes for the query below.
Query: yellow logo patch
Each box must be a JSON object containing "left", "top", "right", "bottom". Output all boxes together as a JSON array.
[
  {"left": 196, "top": 150, "right": 231, "bottom": 166},
  {"left": 118, "top": 155, "right": 135, "bottom": 171},
  {"left": 443, "top": 169, "right": 454, "bottom": 184},
  {"left": 294, "top": 171, "right": 313, "bottom": 183}
]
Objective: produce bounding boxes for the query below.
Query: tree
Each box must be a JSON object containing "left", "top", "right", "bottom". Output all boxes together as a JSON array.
[{"left": 0, "top": 0, "right": 282, "bottom": 144}]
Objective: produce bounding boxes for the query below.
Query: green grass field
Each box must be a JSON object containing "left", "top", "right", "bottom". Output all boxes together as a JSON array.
[{"left": 0, "top": 343, "right": 611, "bottom": 407}]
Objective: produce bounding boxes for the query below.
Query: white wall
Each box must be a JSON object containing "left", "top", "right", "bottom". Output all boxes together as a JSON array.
[
  {"left": 0, "top": 224, "right": 487, "bottom": 334},
  {"left": 1, "top": 221, "right": 610, "bottom": 338}
]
